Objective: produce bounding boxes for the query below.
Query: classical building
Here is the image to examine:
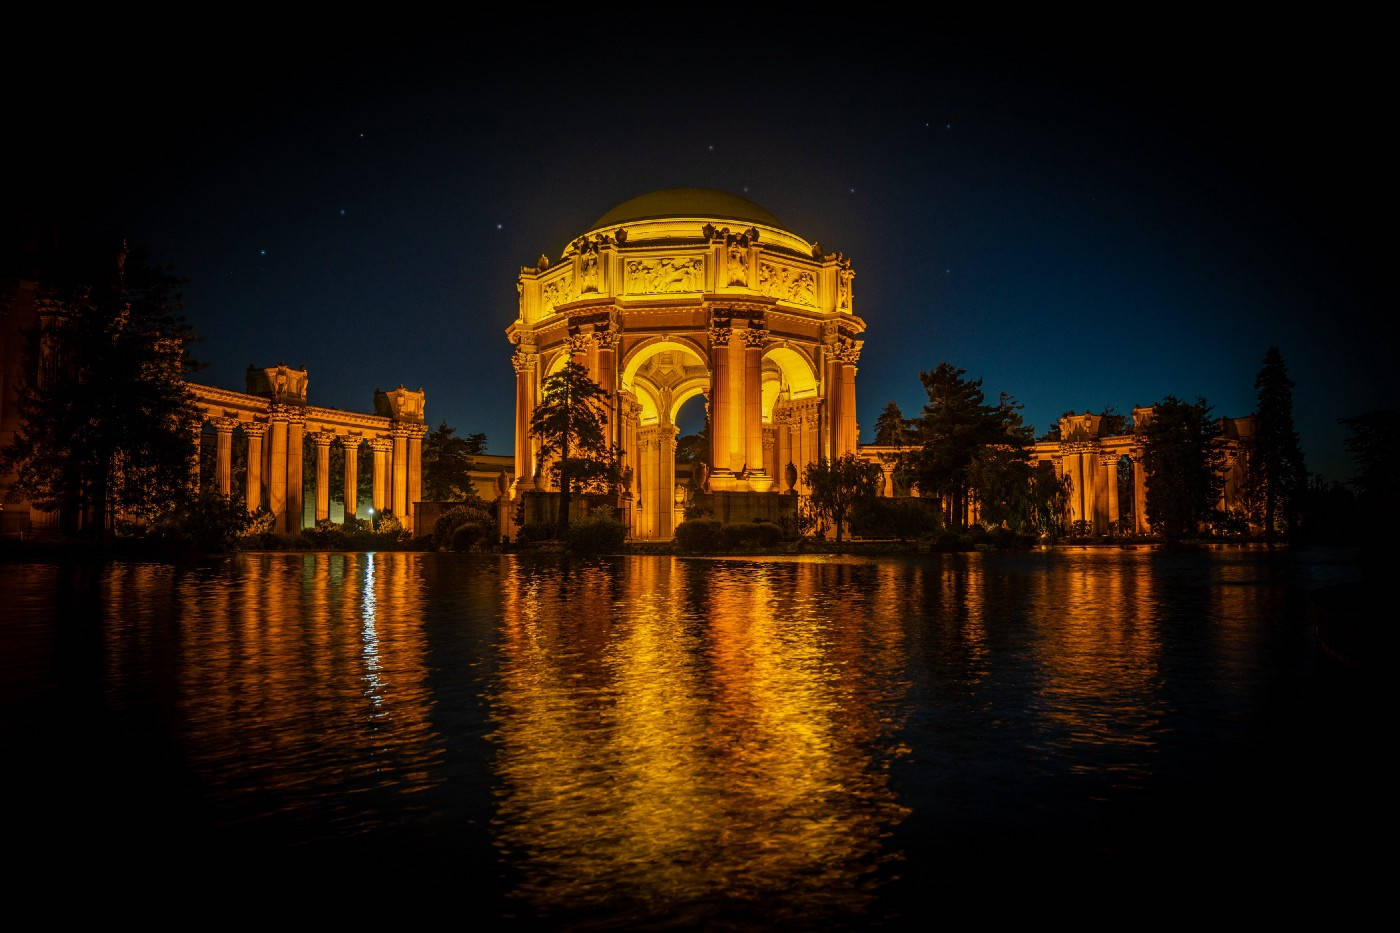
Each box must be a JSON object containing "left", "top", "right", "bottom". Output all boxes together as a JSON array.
[
  {"left": 189, "top": 367, "right": 428, "bottom": 534},
  {"left": 2, "top": 278, "right": 428, "bottom": 535},
  {"left": 507, "top": 188, "right": 864, "bottom": 539}
]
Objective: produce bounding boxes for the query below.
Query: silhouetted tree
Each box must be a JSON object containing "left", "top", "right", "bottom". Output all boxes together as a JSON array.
[
  {"left": 803, "top": 453, "right": 883, "bottom": 543},
  {"left": 1141, "top": 396, "right": 1224, "bottom": 541},
  {"left": 0, "top": 243, "right": 202, "bottom": 538},
  {"left": 1341, "top": 409, "right": 1400, "bottom": 552},
  {"left": 421, "top": 421, "right": 487, "bottom": 501},
  {"left": 874, "top": 401, "right": 913, "bottom": 447},
  {"left": 529, "top": 361, "right": 612, "bottom": 530},
  {"left": 1249, "top": 347, "right": 1306, "bottom": 539},
  {"left": 907, "top": 365, "right": 1034, "bottom": 529}
]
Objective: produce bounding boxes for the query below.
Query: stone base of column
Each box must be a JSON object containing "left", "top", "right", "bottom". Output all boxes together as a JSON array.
[
  {"left": 746, "top": 471, "right": 775, "bottom": 493},
  {"left": 707, "top": 468, "right": 738, "bottom": 492}
]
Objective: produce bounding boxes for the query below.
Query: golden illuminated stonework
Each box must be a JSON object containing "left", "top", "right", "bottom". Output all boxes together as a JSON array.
[{"left": 507, "top": 188, "right": 866, "bottom": 540}]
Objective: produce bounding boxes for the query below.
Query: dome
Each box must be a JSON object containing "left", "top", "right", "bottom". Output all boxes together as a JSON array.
[{"left": 590, "top": 188, "right": 783, "bottom": 231}]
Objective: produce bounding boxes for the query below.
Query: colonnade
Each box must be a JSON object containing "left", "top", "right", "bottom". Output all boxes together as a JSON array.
[{"left": 190, "top": 372, "right": 427, "bottom": 534}]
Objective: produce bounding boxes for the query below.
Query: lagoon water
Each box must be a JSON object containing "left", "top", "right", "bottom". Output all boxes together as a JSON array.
[{"left": 0, "top": 549, "right": 1379, "bottom": 922}]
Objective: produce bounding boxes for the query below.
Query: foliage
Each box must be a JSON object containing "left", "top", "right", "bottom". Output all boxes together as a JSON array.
[
  {"left": 144, "top": 492, "right": 253, "bottom": 554},
  {"left": 849, "top": 497, "right": 942, "bottom": 540},
  {"left": 1249, "top": 347, "right": 1306, "bottom": 539},
  {"left": 516, "top": 522, "right": 558, "bottom": 545},
  {"left": 422, "top": 421, "right": 488, "bottom": 502},
  {"left": 0, "top": 243, "right": 203, "bottom": 537},
  {"left": 674, "top": 519, "right": 725, "bottom": 553},
  {"left": 565, "top": 514, "right": 627, "bottom": 555},
  {"left": 803, "top": 453, "right": 883, "bottom": 543},
  {"left": 1030, "top": 462, "right": 1071, "bottom": 537},
  {"left": 905, "top": 364, "right": 1034, "bottom": 530},
  {"left": 450, "top": 522, "right": 491, "bottom": 551},
  {"left": 245, "top": 507, "right": 276, "bottom": 537},
  {"left": 433, "top": 502, "right": 496, "bottom": 550},
  {"left": 720, "top": 520, "right": 784, "bottom": 550},
  {"left": 1141, "top": 396, "right": 1224, "bottom": 541},
  {"left": 373, "top": 511, "right": 404, "bottom": 536},
  {"left": 1097, "top": 406, "right": 1131, "bottom": 437},
  {"left": 874, "top": 401, "right": 915, "bottom": 447},
  {"left": 529, "top": 361, "right": 614, "bottom": 530},
  {"left": 300, "top": 438, "right": 372, "bottom": 515}
]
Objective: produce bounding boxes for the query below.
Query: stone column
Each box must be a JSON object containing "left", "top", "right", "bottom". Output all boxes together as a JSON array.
[
  {"left": 268, "top": 410, "right": 289, "bottom": 532},
  {"left": 286, "top": 412, "right": 305, "bottom": 532},
  {"left": 775, "top": 408, "right": 793, "bottom": 491},
  {"left": 637, "top": 426, "right": 658, "bottom": 538},
  {"left": 341, "top": 436, "right": 360, "bottom": 522},
  {"left": 391, "top": 425, "right": 410, "bottom": 521},
  {"left": 742, "top": 328, "right": 768, "bottom": 487},
  {"left": 594, "top": 330, "right": 620, "bottom": 453},
  {"left": 840, "top": 362, "right": 859, "bottom": 457},
  {"left": 659, "top": 424, "right": 678, "bottom": 539},
  {"left": 826, "top": 352, "right": 842, "bottom": 464},
  {"left": 512, "top": 348, "right": 538, "bottom": 492},
  {"left": 1103, "top": 454, "right": 1120, "bottom": 532},
  {"left": 212, "top": 417, "right": 238, "bottom": 497},
  {"left": 407, "top": 426, "right": 424, "bottom": 533},
  {"left": 1063, "top": 451, "right": 1083, "bottom": 525},
  {"left": 1132, "top": 450, "right": 1148, "bottom": 534},
  {"left": 708, "top": 324, "right": 734, "bottom": 485},
  {"left": 1081, "top": 450, "right": 1100, "bottom": 532},
  {"left": 243, "top": 422, "right": 267, "bottom": 514},
  {"left": 762, "top": 425, "right": 778, "bottom": 482},
  {"left": 312, "top": 432, "right": 335, "bottom": 523},
  {"left": 568, "top": 333, "right": 590, "bottom": 371},
  {"left": 370, "top": 437, "right": 392, "bottom": 514}
]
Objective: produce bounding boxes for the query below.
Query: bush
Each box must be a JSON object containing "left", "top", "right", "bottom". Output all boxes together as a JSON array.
[
  {"left": 516, "top": 522, "right": 557, "bottom": 545},
  {"left": 674, "top": 519, "right": 724, "bottom": 553},
  {"left": 434, "top": 503, "right": 495, "bottom": 550},
  {"left": 147, "top": 492, "right": 254, "bottom": 554},
  {"left": 374, "top": 511, "right": 403, "bottom": 535},
  {"left": 850, "top": 498, "right": 942, "bottom": 540},
  {"left": 566, "top": 516, "right": 627, "bottom": 555},
  {"left": 719, "top": 521, "right": 784, "bottom": 551},
  {"left": 450, "top": 521, "right": 490, "bottom": 552}
]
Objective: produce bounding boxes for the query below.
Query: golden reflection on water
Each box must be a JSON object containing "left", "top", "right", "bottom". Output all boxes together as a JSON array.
[
  {"left": 102, "top": 554, "right": 444, "bottom": 834},
  {"left": 491, "top": 556, "right": 911, "bottom": 918}
]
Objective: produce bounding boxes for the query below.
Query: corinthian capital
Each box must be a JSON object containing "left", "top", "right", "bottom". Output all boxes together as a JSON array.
[
  {"left": 740, "top": 327, "right": 768, "bottom": 348},
  {"left": 708, "top": 325, "right": 731, "bottom": 347},
  {"left": 511, "top": 350, "right": 538, "bottom": 373}
]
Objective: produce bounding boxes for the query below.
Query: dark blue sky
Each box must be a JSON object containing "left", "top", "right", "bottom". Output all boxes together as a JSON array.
[{"left": 12, "top": 20, "right": 1390, "bottom": 478}]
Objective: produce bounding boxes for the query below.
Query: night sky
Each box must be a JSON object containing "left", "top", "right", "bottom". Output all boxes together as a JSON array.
[{"left": 11, "top": 20, "right": 1390, "bottom": 479}]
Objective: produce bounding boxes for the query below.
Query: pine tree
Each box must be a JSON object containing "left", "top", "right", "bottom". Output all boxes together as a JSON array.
[
  {"left": 874, "top": 401, "right": 911, "bottom": 447},
  {"left": 529, "top": 361, "right": 612, "bottom": 530},
  {"left": 1141, "top": 396, "right": 1224, "bottom": 541},
  {"left": 421, "top": 421, "right": 487, "bottom": 501},
  {"left": 1250, "top": 347, "right": 1305, "bottom": 539}
]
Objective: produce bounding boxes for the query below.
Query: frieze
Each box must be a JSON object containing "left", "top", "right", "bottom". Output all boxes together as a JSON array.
[
  {"left": 758, "top": 261, "right": 816, "bottom": 305},
  {"left": 542, "top": 272, "right": 575, "bottom": 314},
  {"left": 625, "top": 257, "right": 703, "bottom": 294}
]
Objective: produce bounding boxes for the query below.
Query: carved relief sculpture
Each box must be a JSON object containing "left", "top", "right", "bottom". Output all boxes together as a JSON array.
[
  {"left": 758, "top": 262, "right": 816, "bottom": 305},
  {"left": 543, "top": 272, "right": 575, "bottom": 314},
  {"left": 625, "top": 257, "right": 703, "bottom": 294}
]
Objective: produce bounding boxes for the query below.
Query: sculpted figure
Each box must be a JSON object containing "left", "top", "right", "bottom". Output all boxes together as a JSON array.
[
  {"left": 580, "top": 250, "right": 599, "bottom": 293},
  {"left": 727, "top": 244, "right": 747, "bottom": 286}
]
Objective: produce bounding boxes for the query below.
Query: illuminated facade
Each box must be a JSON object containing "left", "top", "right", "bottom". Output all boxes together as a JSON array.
[
  {"left": 190, "top": 367, "right": 428, "bottom": 534},
  {"left": 507, "top": 188, "right": 865, "bottom": 539}
]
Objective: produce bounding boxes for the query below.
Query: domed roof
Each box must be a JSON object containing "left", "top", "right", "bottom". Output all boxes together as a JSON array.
[{"left": 590, "top": 188, "right": 783, "bottom": 230}]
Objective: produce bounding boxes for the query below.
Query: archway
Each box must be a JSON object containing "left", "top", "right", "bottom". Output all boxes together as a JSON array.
[{"left": 621, "top": 339, "right": 711, "bottom": 539}]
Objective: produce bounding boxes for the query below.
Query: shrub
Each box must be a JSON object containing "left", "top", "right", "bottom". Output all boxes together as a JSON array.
[
  {"left": 850, "top": 498, "right": 942, "bottom": 540},
  {"left": 148, "top": 492, "right": 254, "bottom": 554},
  {"left": 516, "top": 522, "right": 558, "bottom": 545},
  {"left": 375, "top": 512, "right": 403, "bottom": 535},
  {"left": 566, "top": 516, "right": 627, "bottom": 555},
  {"left": 434, "top": 503, "right": 495, "bottom": 550},
  {"left": 675, "top": 519, "right": 724, "bottom": 553},
  {"left": 450, "top": 521, "right": 490, "bottom": 552}
]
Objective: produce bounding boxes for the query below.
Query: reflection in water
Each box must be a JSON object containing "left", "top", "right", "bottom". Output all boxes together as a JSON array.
[
  {"left": 0, "top": 548, "right": 1375, "bottom": 922},
  {"left": 491, "top": 557, "right": 910, "bottom": 921}
]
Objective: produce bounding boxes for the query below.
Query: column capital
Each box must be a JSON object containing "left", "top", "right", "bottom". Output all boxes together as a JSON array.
[
  {"left": 1099, "top": 452, "right": 1120, "bottom": 466},
  {"left": 740, "top": 326, "right": 768, "bottom": 348},
  {"left": 242, "top": 420, "right": 269, "bottom": 438},
  {"left": 591, "top": 328, "right": 621, "bottom": 350},
  {"left": 511, "top": 349, "right": 539, "bottom": 373},
  {"left": 566, "top": 332, "right": 591, "bottom": 355},
  {"left": 210, "top": 416, "right": 240, "bottom": 433},
  {"left": 310, "top": 431, "right": 338, "bottom": 447},
  {"left": 390, "top": 423, "right": 417, "bottom": 439},
  {"left": 269, "top": 403, "right": 305, "bottom": 425},
  {"left": 708, "top": 324, "right": 731, "bottom": 347},
  {"left": 830, "top": 337, "right": 862, "bottom": 363},
  {"left": 338, "top": 434, "right": 363, "bottom": 451},
  {"left": 368, "top": 436, "right": 394, "bottom": 453}
]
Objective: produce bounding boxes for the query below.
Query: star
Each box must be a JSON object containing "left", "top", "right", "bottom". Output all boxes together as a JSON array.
[
  {"left": 849, "top": 187, "right": 856, "bottom": 194},
  {"left": 339, "top": 208, "right": 346, "bottom": 216},
  {"left": 707, "top": 144, "right": 714, "bottom": 151},
  {"left": 496, "top": 223, "right": 503, "bottom": 230},
  {"left": 742, "top": 186, "right": 749, "bottom": 192},
  {"left": 259, "top": 249, "right": 267, "bottom": 256},
  {"left": 945, "top": 123, "right": 952, "bottom": 129},
  {"left": 358, "top": 132, "right": 365, "bottom": 138}
]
